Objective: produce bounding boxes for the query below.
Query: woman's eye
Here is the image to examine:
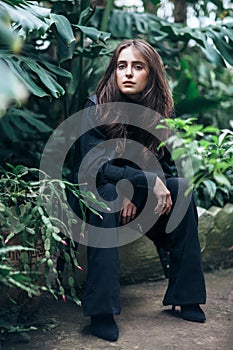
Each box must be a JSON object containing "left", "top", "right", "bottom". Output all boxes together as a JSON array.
[
  {"left": 117, "top": 64, "right": 126, "bottom": 70},
  {"left": 134, "top": 65, "right": 143, "bottom": 70}
]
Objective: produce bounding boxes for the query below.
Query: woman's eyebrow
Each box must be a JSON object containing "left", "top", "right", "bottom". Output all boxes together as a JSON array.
[{"left": 117, "top": 60, "right": 146, "bottom": 64}]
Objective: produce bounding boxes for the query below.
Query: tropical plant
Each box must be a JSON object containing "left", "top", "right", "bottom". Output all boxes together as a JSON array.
[
  {"left": 0, "top": 244, "right": 39, "bottom": 295},
  {"left": 0, "top": 0, "right": 75, "bottom": 166},
  {"left": 0, "top": 164, "right": 108, "bottom": 303},
  {"left": 0, "top": 161, "right": 110, "bottom": 345},
  {"left": 0, "top": 242, "right": 41, "bottom": 345},
  {"left": 0, "top": 0, "right": 112, "bottom": 168},
  {"left": 90, "top": 6, "right": 233, "bottom": 68},
  {"left": 83, "top": 3, "right": 233, "bottom": 130},
  {"left": 171, "top": 50, "right": 233, "bottom": 129},
  {"left": 160, "top": 118, "right": 233, "bottom": 208}
]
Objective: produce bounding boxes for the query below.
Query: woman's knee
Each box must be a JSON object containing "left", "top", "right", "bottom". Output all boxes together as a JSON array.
[
  {"left": 166, "top": 177, "right": 191, "bottom": 202},
  {"left": 97, "top": 183, "right": 118, "bottom": 200}
]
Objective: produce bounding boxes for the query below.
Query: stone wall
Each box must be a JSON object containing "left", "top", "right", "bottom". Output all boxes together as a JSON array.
[
  {"left": 198, "top": 203, "right": 233, "bottom": 271},
  {"left": 74, "top": 204, "right": 233, "bottom": 285}
]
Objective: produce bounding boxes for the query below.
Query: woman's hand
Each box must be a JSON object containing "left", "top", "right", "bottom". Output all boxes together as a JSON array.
[
  {"left": 153, "top": 177, "right": 172, "bottom": 215},
  {"left": 120, "top": 197, "right": 137, "bottom": 225}
]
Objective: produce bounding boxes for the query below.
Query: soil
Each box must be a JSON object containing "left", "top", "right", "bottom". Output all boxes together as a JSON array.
[{"left": 2, "top": 268, "right": 233, "bottom": 350}]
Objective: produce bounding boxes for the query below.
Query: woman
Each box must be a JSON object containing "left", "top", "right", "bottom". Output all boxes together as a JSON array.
[{"left": 74, "top": 39, "right": 206, "bottom": 342}]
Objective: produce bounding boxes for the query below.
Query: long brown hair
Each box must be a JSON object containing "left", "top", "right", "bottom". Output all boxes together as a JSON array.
[{"left": 96, "top": 39, "right": 174, "bottom": 158}]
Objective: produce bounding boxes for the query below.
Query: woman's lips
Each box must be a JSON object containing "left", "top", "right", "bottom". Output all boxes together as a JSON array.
[{"left": 123, "top": 81, "right": 135, "bottom": 85}]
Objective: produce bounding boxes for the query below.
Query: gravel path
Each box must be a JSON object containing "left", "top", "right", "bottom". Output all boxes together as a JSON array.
[{"left": 3, "top": 268, "right": 233, "bottom": 350}]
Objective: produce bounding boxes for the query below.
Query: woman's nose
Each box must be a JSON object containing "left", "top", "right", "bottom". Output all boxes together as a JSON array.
[{"left": 125, "top": 65, "right": 133, "bottom": 77}]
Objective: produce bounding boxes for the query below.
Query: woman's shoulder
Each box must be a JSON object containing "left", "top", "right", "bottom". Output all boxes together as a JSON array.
[{"left": 83, "top": 94, "right": 97, "bottom": 108}]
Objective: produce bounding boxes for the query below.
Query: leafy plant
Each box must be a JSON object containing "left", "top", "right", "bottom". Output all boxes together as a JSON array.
[
  {"left": 0, "top": 164, "right": 108, "bottom": 303},
  {"left": 159, "top": 118, "right": 233, "bottom": 208},
  {"left": 0, "top": 238, "right": 42, "bottom": 345},
  {"left": 0, "top": 0, "right": 112, "bottom": 167},
  {"left": 0, "top": 245, "right": 39, "bottom": 295},
  {"left": 171, "top": 51, "right": 233, "bottom": 129},
  {"left": 0, "top": 0, "right": 75, "bottom": 166},
  {"left": 90, "top": 7, "right": 233, "bottom": 68}
]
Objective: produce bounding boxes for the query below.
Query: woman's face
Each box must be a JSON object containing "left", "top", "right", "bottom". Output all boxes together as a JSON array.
[{"left": 116, "top": 46, "right": 149, "bottom": 100}]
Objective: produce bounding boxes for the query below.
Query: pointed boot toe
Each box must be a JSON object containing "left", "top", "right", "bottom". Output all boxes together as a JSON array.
[
  {"left": 181, "top": 304, "right": 206, "bottom": 323},
  {"left": 91, "top": 314, "right": 119, "bottom": 341}
]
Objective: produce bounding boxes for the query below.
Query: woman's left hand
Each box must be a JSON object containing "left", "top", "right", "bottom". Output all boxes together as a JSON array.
[
  {"left": 120, "top": 197, "right": 137, "bottom": 225},
  {"left": 153, "top": 176, "right": 173, "bottom": 215}
]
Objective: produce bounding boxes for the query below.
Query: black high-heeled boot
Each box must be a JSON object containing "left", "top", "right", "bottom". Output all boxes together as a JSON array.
[
  {"left": 173, "top": 304, "right": 206, "bottom": 323},
  {"left": 91, "top": 314, "right": 119, "bottom": 341}
]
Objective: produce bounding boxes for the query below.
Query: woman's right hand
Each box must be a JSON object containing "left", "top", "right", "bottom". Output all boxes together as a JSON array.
[
  {"left": 153, "top": 177, "right": 172, "bottom": 215},
  {"left": 120, "top": 197, "right": 137, "bottom": 225}
]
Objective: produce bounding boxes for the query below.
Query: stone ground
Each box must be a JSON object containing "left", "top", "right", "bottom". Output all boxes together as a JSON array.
[{"left": 2, "top": 268, "right": 233, "bottom": 350}]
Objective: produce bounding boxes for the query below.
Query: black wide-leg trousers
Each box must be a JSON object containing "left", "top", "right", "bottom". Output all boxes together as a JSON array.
[{"left": 83, "top": 178, "right": 206, "bottom": 316}]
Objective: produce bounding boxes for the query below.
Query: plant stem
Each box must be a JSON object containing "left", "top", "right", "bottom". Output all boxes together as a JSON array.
[{"left": 100, "top": 0, "right": 114, "bottom": 32}]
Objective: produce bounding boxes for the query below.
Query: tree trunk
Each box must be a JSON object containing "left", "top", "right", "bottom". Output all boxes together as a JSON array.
[
  {"left": 172, "top": 0, "right": 188, "bottom": 24},
  {"left": 93, "top": 0, "right": 107, "bottom": 7},
  {"left": 142, "top": 0, "right": 157, "bottom": 14}
]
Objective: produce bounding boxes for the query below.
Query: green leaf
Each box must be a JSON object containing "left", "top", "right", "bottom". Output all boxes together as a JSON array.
[
  {"left": 78, "top": 6, "right": 95, "bottom": 26},
  {"left": 202, "top": 126, "right": 218, "bottom": 133},
  {"left": 50, "top": 13, "right": 75, "bottom": 46},
  {"left": 52, "top": 232, "right": 62, "bottom": 242},
  {"left": 218, "top": 129, "right": 233, "bottom": 146},
  {"left": 23, "top": 59, "right": 65, "bottom": 98},
  {"left": 2, "top": 108, "right": 52, "bottom": 137},
  {"left": 171, "top": 148, "right": 186, "bottom": 160},
  {"left": 208, "top": 28, "right": 233, "bottom": 66},
  {"left": 68, "top": 276, "right": 75, "bottom": 288},
  {"left": 214, "top": 191, "right": 224, "bottom": 207},
  {"left": 21, "top": 113, "right": 52, "bottom": 133},
  {"left": 134, "top": 14, "right": 148, "bottom": 34},
  {"left": 56, "top": 35, "right": 76, "bottom": 64},
  {"left": 44, "top": 238, "right": 50, "bottom": 251},
  {"left": 213, "top": 173, "right": 231, "bottom": 188},
  {"left": 13, "top": 223, "right": 25, "bottom": 233},
  {"left": 76, "top": 25, "right": 111, "bottom": 43},
  {"left": 4, "top": 58, "right": 49, "bottom": 97},
  {"left": 201, "top": 42, "right": 226, "bottom": 66},
  {"left": 0, "top": 59, "right": 28, "bottom": 116},
  {"left": 203, "top": 180, "right": 217, "bottom": 200},
  {"left": 0, "top": 246, "right": 34, "bottom": 254},
  {"left": 0, "top": 18, "right": 23, "bottom": 52},
  {"left": 1, "top": 116, "right": 19, "bottom": 141},
  {"left": 1, "top": 1, "right": 50, "bottom": 38},
  {"left": 41, "top": 61, "right": 72, "bottom": 79},
  {"left": 8, "top": 277, "right": 39, "bottom": 295},
  {"left": 10, "top": 113, "right": 36, "bottom": 134}
]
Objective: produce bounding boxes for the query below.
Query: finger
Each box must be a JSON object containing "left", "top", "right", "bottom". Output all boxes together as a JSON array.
[
  {"left": 131, "top": 211, "right": 136, "bottom": 220},
  {"left": 163, "top": 195, "right": 173, "bottom": 215},
  {"left": 154, "top": 194, "right": 172, "bottom": 215},
  {"left": 120, "top": 208, "right": 127, "bottom": 225},
  {"left": 121, "top": 208, "right": 132, "bottom": 224},
  {"left": 166, "top": 196, "right": 173, "bottom": 214},
  {"left": 160, "top": 205, "right": 168, "bottom": 216},
  {"left": 154, "top": 198, "right": 165, "bottom": 214},
  {"left": 121, "top": 215, "right": 129, "bottom": 225},
  {"left": 127, "top": 207, "right": 134, "bottom": 223}
]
